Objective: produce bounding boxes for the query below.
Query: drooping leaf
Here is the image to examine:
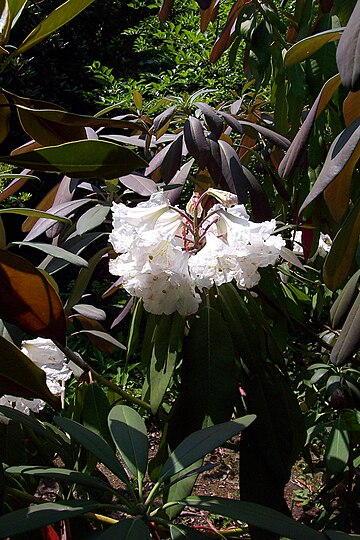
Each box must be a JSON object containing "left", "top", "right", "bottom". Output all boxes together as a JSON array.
[
  {"left": 182, "top": 496, "right": 324, "bottom": 540},
  {"left": 153, "top": 105, "right": 177, "bottom": 137},
  {"left": 184, "top": 117, "right": 209, "bottom": 169},
  {"left": 0, "top": 336, "right": 60, "bottom": 410},
  {"left": 167, "top": 306, "right": 239, "bottom": 449},
  {"left": 159, "top": 416, "right": 255, "bottom": 481},
  {"left": 330, "top": 269, "right": 360, "bottom": 327},
  {"left": 11, "top": 241, "right": 88, "bottom": 267},
  {"left": 342, "top": 89, "right": 360, "bottom": 127},
  {"left": 108, "top": 405, "right": 148, "bottom": 480},
  {"left": 209, "top": 0, "right": 247, "bottom": 63},
  {"left": 200, "top": 0, "right": 219, "bottom": 32},
  {"left": 325, "top": 418, "right": 350, "bottom": 472},
  {"left": 158, "top": 0, "right": 175, "bottom": 22},
  {"left": 161, "top": 134, "right": 184, "bottom": 182},
  {"left": 0, "top": 500, "right": 104, "bottom": 538},
  {"left": 55, "top": 416, "right": 130, "bottom": 485},
  {"left": 218, "top": 139, "right": 248, "bottom": 203},
  {"left": 7, "top": 465, "right": 115, "bottom": 495},
  {"left": 195, "top": 102, "right": 223, "bottom": 139},
  {"left": 336, "top": 0, "right": 360, "bottom": 91},
  {"left": 300, "top": 117, "right": 360, "bottom": 214},
  {"left": 72, "top": 304, "right": 106, "bottom": 321},
  {"left": 284, "top": 28, "right": 344, "bottom": 67},
  {"left": 142, "top": 313, "right": 184, "bottom": 414},
  {"left": 170, "top": 524, "right": 208, "bottom": 539},
  {"left": 97, "top": 518, "right": 151, "bottom": 540},
  {"left": 15, "top": 0, "right": 97, "bottom": 55},
  {"left": 330, "top": 292, "right": 360, "bottom": 366},
  {"left": 221, "top": 113, "right": 291, "bottom": 150},
  {"left": 0, "top": 0, "right": 10, "bottom": 46},
  {"left": 323, "top": 198, "right": 360, "bottom": 290},
  {"left": 166, "top": 159, "right": 194, "bottom": 205},
  {"left": 278, "top": 74, "right": 341, "bottom": 179},
  {"left": 43, "top": 232, "right": 106, "bottom": 274},
  {"left": 0, "top": 207, "right": 70, "bottom": 224},
  {"left": 0, "top": 92, "right": 10, "bottom": 144},
  {"left": 0, "top": 249, "right": 66, "bottom": 343},
  {"left": 82, "top": 382, "right": 114, "bottom": 449},
  {"left": 73, "top": 329, "right": 126, "bottom": 351},
  {"left": 0, "top": 140, "right": 147, "bottom": 179}
]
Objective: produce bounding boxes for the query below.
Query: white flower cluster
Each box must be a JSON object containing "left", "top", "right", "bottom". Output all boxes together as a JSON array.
[
  {"left": 0, "top": 338, "right": 72, "bottom": 415},
  {"left": 109, "top": 190, "right": 286, "bottom": 316}
]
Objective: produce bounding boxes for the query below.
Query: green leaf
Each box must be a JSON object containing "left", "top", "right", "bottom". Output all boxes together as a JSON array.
[
  {"left": 0, "top": 249, "right": 66, "bottom": 344},
  {"left": 181, "top": 496, "right": 324, "bottom": 540},
  {"left": 11, "top": 241, "right": 88, "bottom": 267},
  {"left": 330, "top": 292, "right": 360, "bottom": 366},
  {"left": 323, "top": 198, "right": 360, "bottom": 291},
  {"left": 168, "top": 306, "right": 239, "bottom": 448},
  {"left": 15, "top": 0, "right": 96, "bottom": 55},
  {"left": 6, "top": 465, "right": 116, "bottom": 495},
  {"left": 7, "top": 0, "right": 27, "bottom": 26},
  {"left": 98, "top": 518, "right": 151, "bottom": 539},
  {"left": 0, "top": 140, "right": 147, "bottom": 179},
  {"left": 55, "top": 416, "right": 130, "bottom": 485},
  {"left": 160, "top": 416, "right": 255, "bottom": 482},
  {"left": 0, "top": 0, "right": 10, "bottom": 46},
  {"left": 0, "top": 500, "right": 103, "bottom": 537},
  {"left": 0, "top": 405, "right": 59, "bottom": 444},
  {"left": 108, "top": 405, "right": 148, "bottom": 480},
  {"left": 83, "top": 383, "right": 114, "bottom": 449},
  {"left": 0, "top": 207, "right": 70, "bottom": 223},
  {"left": 325, "top": 418, "right": 350, "bottom": 473},
  {"left": 284, "top": 28, "right": 344, "bottom": 67},
  {"left": 143, "top": 312, "right": 184, "bottom": 414},
  {"left": 76, "top": 204, "right": 110, "bottom": 236},
  {"left": 170, "top": 524, "right": 207, "bottom": 539}
]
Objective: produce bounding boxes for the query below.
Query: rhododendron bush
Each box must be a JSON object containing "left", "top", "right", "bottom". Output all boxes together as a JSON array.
[{"left": 0, "top": 0, "right": 359, "bottom": 538}]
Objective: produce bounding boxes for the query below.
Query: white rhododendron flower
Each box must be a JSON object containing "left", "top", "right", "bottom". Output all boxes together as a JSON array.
[
  {"left": 0, "top": 338, "right": 72, "bottom": 415},
  {"left": 293, "top": 230, "right": 332, "bottom": 259},
  {"left": 109, "top": 189, "right": 286, "bottom": 316}
]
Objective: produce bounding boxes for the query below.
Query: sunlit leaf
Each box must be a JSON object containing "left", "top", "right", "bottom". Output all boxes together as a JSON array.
[
  {"left": 330, "top": 293, "right": 360, "bottom": 366},
  {"left": 108, "top": 405, "right": 148, "bottom": 480},
  {"left": 120, "top": 174, "right": 157, "bottom": 196},
  {"left": 284, "top": 28, "right": 343, "bottom": 67},
  {"left": 325, "top": 418, "right": 350, "bottom": 472},
  {"left": 76, "top": 204, "right": 110, "bottom": 236},
  {"left": 0, "top": 0, "right": 10, "bottom": 46},
  {"left": 0, "top": 140, "right": 147, "bottom": 179},
  {"left": 184, "top": 117, "right": 209, "bottom": 169},
  {"left": 330, "top": 269, "right": 360, "bottom": 327},
  {"left": 11, "top": 241, "right": 88, "bottom": 267},
  {"left": 0, "top": 249, "right": 66, "bottom": 344},
  {"left": 209, "top": 0, "right": 247, "bottom": 63},
  {"left": 15, "top": 0, "right": 96, "bottom": 55}
]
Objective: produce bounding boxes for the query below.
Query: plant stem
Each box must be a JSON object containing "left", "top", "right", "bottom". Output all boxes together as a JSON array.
[{"left": 56, "top": 343, "right": 168, "bottom": 420}]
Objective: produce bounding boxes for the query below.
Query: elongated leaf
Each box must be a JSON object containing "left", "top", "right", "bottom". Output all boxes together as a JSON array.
[
  {"left": 108, "top": 405, "right": 148, "bottom": 480},
  {"left": 15, "top": 0, "right": 96, "bottom": 55},
  {"left": 153, "top": 105, "right": 177, "bottom": 136},
  {"left": 161, "top": 134, "right": 183, "bottom": 182},
  {"left": 98, "top": 518, "right": 151, "bottom": 540},
  {"left": 167, "top": 307, "right": 239, "bottom": 449},
  {"left": 0, "top": 140, "right": 147, "bottom": 179},
  {"left": 11, "top": 241, "right": 88, "bottom": 267},
  {"left": 72, "top": 304, "right": 106, "bottom": 320},
  {"left": 285, "top": 28, "right": 344, "bottom": 67},
  {"left": 279, "top": 74, "right": 341, "bottom": 179},
  {"left": 158, "top": 0, "right": 175, "bottom": 21},
  {"left": 65, "top": 248, "right": 108, "bottom": 313},
  {"left": 120, "top": 174, "right": 157, "bottom": 196},
  {"left": 0, "top": 336, "right": 60, "bottom": 409},
  {"left": 143, "top": 313, "right": 183, "bottom": 414},
  {"left": 160, "top": 415, "right": 254, "bottom": 482},
  {"left": 323, "top": 198, "right": 360, "bottom": 290},
  {"left": 330, "top": 293, "right": 360, "bottom": 366},
  {"left": 184, "top": 117, "right": 209, "bottom": 169},
  {"left": 299, "top": 117, "right": 360, "bottom": 214},
  {"left": 0, "top": 0, "right": 10, "bottom": 46},
  {"left": 182, "top": 496, "right": 324, "bottom": 540},
  {"left": 195, "top": 102, "right": 223, "bottom": 138},
  {"left": 221, "top": 113, "right": 291, "bottom": 150},
  {"left": 0, "top": 249, "right": 66, "bottom": 343},
  {"left": 200, "top": 0, "right": 219, "bottom": 32},
  {"left": 0, "top": 406, "right": 62, "bottom": 445},
  {"left": 166, "top": 159, "right": 194, "bottom": 205},
  {"left": 330, "top": 269, "right": 360, "bottom": 327},
  {"left": 55, "top": 416, "right": 130, "bottom": 485},
  {"left": 74, "top": 330, "right": 126, "bottom": 351},
  {"left": 76, "top": 204, "right": 110, "bottom": 236},
  {"left": 218, "top": 139, "right": 248, "bottom": 203},
  {"left": 336, "top": 0, "right": 360, "bottom": 90},
  {"left": 7, "top": 465, "right": 115, "bottom": 494},
  {"left": 0, "top": 91, "right": 9, "bottom": 144},
  {"left": 0, "top": 207, "right": 70, "bottom": 224},
  {"left": 209, "top": 0, "right": 246, "bottom": 63},
  {"left": 83, "top": 382, "right": 114, "bottom": 448},
  {"left": 325, "top": 418, "right": 350, "bottom": 472},
  {"left": 7, "top": 0, "right": 27, "bottom": 25},
  {"left": 0, "top": 500, "right": 103, "bottom": 537}
]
